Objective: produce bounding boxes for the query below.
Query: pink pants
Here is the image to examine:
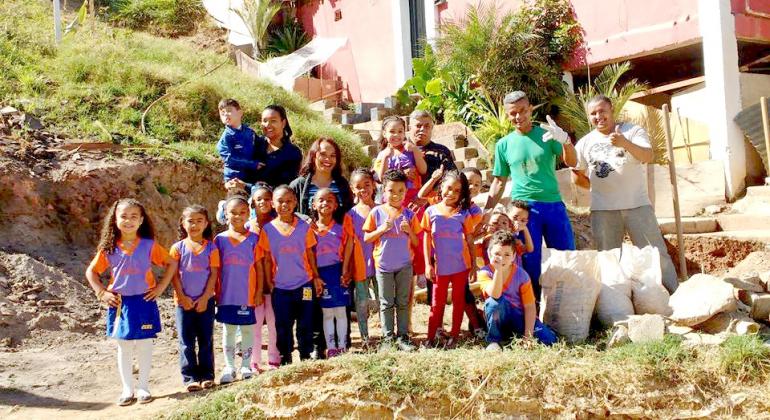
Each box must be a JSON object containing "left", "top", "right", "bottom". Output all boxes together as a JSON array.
[{"left": 251, "top": 295, "right": 280, "bottom": 369}]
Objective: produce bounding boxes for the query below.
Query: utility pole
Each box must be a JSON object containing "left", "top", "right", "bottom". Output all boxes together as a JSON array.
[{"left": 53, "top": 0, "right": 62, "bottom": 43}]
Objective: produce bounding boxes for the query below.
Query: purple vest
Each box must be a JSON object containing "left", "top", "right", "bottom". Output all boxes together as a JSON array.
[
  {"left": 173, "top": 239, "right": 215, "bottom": 300},
  {"left": 262, "top": 218, "right": 313, "bottom": 290},
  {"left": 316, "top": 222, "right": 344, "bottom": 268},
  {"left": 106, "top": 239, "right": 156, "bottom": 297},
  {"left": 348, "top": 207, "right": 375, "bottom": 278},
  {"left": 214, "top": 232, "right": 258, "bottom": 306}
]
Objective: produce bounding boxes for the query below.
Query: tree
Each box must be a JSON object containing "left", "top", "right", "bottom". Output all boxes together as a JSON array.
[{"left": 233, "top": 0, "right": 282, "bottom": 60}]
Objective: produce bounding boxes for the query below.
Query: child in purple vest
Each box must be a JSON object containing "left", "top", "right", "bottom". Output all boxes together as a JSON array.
[
  {"left": 421, "top": 170, "right": 481, "bottom": 348},
  {"left": 312, "top": 188, "right": 354, "bottom": 357},
  {"left": 86, "top": 199, "right": 177, "bottom": 406},
  {"left": 214, "top": 196, "right": 261, "bottom": 384},
  {"left": 257, "top": 186, "right": 322, "bottom": 364},
  {"left": 246, "top": 182, "right": 280, "bottom": 372},
  {"left": 347, "top": 168, "right": 379, "bottom": 346},
  {"left": 363, "top": 170, "right": 421, "bottom": 351},
  {"left": 169, "top": 205, "right": 219, "bottom": 391}
]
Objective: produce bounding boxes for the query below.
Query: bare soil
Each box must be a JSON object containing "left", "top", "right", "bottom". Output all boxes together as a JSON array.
[{"left": 665, "top": 237, "right": 766, "bottom": 276}]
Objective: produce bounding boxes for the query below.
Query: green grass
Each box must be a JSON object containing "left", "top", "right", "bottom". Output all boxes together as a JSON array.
[
  {"left": 163, "top": 336, "right": 770, "bottom": 419},
  {"left": 1, "top": 0, "right": 369, "bottom": 169},
  {"left": 104, "top": 0, "right": 206, "bottom": 37}
]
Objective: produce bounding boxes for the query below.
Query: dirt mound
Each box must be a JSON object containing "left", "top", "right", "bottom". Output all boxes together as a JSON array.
[
  {"left": 0, "top": 251, "right": 102, "bottom": 347},
  {"left": 0, "top": 135, "right": 224, "bottom": 277},
  {"left": 666, "top": 236, "right": 766, "bottom": 276}
]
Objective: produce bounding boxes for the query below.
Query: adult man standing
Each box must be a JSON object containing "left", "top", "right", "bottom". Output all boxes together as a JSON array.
[
  {"left": 484, "top": 91, "right": 577, "bottom": 299},
  {"left": 572, "top": 95, "right": 678, "bottom": 292},
  {"left": 408, "top": 109, "right": 456, "bottom": 183}
]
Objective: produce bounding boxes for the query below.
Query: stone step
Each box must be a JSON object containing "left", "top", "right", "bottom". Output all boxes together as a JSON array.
[
  {"left": 745, "top": 185, "right": 770, "bottom": 199},
  {"left": 361, "top": 144, "right": 378, "bottom": 159},
  {"left": 657, "top": 217, "right": 719, "bottom": 235},
  {"left": 666, "top": 231, "right": 770, "bottom": 245},
  {"left": 463, "top": 158, "right": 489, "bottom": 170},
  {"left": 370, "top": 107, "right": 396, "bottom": 122},
  {"left": 309, "top": 99, "right": 336, "bottom": 112},
  {"left": 453, "top": 146, "right": 478, "bottom": 161},
  {"left": 455, "top": 161, "right": 465, "bottom": 170},
  {"left": 717, "top": 214, "right": 770, "bottom": 231},
  {"left": 481, "top": 169, "right": 493, "bottom": 184}
]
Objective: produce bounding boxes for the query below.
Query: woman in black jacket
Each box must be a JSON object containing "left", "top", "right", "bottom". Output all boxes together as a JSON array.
[
  {"left": 289, "top": 137, "right": 353, "bottom": 222},
  {"left": 289, "top": 137, "right": 354, "bottom": 359},
  {"left": 255, "top": 104, "right": 303, "bottom": 188}
]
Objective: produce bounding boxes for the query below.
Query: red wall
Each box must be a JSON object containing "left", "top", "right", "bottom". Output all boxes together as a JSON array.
[
  {"left": 298, "top": 0, "right": 397, "bottom": 103},
  {"left": 732, "top": 0, "right": 770, "bottom": 41}
]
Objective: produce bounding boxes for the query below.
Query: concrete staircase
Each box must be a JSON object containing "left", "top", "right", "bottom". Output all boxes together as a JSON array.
[
  {"left": 661, "top": 185, "right": 770, "bottom": 244},
  {"left": 309, "top": 99, "right": 492, "bottom": 180}
]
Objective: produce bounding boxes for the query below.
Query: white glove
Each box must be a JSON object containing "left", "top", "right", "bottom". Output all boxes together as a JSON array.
[{"left": 540, "top": 115, "right": 569, "bottom": 144}]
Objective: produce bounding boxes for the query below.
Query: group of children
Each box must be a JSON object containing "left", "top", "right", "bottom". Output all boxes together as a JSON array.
[{"left": 85, "top": 108, "right": 556, "bottom": 406}]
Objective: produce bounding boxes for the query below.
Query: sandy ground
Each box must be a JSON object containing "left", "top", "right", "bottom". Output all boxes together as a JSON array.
[{"left": 0, "top": 297, "right": 450, "bottom": 420}]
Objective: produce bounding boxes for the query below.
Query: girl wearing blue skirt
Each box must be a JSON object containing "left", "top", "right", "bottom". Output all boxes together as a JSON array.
[
  {"left": 86, "top": 198, "right": 177, "bottom": 406},
  {"left": 311, "top": 188, "right": 354, "bottom": 357}
]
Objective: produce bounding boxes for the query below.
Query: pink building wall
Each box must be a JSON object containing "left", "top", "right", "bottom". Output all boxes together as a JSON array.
[{"left": 297, "top": 1, "right": 397, "bottom": 103}]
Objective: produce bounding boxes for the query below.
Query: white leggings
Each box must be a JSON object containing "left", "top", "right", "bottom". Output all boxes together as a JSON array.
[
  {"left": 222, "top": 323, "right": 255, "bottom": 370},
  {"left": 116, "top": 338, "right": 153, "bottom": 397},
  {"left": 322, "top": 306, "right": 348, "bottom": 350}
]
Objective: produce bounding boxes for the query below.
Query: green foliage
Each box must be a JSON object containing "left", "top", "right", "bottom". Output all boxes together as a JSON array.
[
  {"left": 395, "top": 45, "right": 445, "bottom": 118},
  {"left": 718, "top": 335, "right": 770, "bottom": 380},
  {"left": 266, "top": 19, "right": 310, "bottom": 57},
  {"left": 468, "top": 89, "right": 514, "bottom": 153},
  {"left": 0, "top": 0, "right": 368, "bottom": 169},
  {"left": 233, "top": 0, "right": 282, "bottom": 59},
  {"left": 558, "top": 61, "right": 647, "bottom": 140},
  {"left": 104, "top": 0, "right": 206, "bottom": 37}
]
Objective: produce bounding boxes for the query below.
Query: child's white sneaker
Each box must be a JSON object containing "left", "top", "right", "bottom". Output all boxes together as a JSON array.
[
  {"left": 239, "top": 367, "right": 253, "bottom": 380},
  {"left": 485, "top": 342, "right": 502, "bottom": 352},
  {"left": 219, "top": 367, "right": 235, "bottom": 384}
]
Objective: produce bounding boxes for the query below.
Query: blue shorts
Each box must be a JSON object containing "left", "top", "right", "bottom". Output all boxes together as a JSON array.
[
  {"left": 319, "top": 263, "right": 350, "bottom": 308},
  {"left": 215, "top": 305, "right": 256, "bottom": 325},
  {"left": 106, "top": 294, "right": 161, "bottom": 340}
]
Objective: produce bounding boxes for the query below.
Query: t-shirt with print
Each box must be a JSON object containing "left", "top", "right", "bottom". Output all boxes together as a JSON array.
[
  {"left": 476, "top": 263, "right": 535, "bottom": 309},
  {"left": 88, "top": 239, "right": 170, "bottom": 297},
  {"left": 169, "top": 239, "right": 220, "bottom": 302},
  {"left": 492, "top": 126, "right": 563, "bottom": 203},
  {"left": 420, "top": 203, "right": 482, "bottom": 276},
  {"left": 257, "top": 217, "right": 317, "bottom": 290},
  {"left": 362, "top": 204, "right": 421, "bottom": 273},
  {"left": 575, "top": 122, "right": 651, "bottom": 211},
  {"left": 214, "top": 231, "right": 259, "bottom": 307}
]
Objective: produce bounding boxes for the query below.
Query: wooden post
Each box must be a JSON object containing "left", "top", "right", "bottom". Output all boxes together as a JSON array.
[
  {"left": 53, "top": 0, "right": 62, "bottom": 44},
  {"left": 761, "top": 97, "right": 770, "bottom": 185},
  {"left": 662, "top": 104, "right": 687, "bottom": 280}
]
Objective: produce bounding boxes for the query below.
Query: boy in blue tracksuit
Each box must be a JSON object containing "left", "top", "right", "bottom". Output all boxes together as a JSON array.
[{"left": 216, "top": 98, "right": 264, "bottom": 188}]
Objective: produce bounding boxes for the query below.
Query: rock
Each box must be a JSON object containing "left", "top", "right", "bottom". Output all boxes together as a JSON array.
[
  {"left": 695, "top": 311, "right": 761, "bottom": 335},
  {"left": 666, "top": 324, "right": 694, "bottom": 335},
  {"left": 723, "top": 276, "right": 765, "bottom": 293},
  {"left": 0, "top": 337, "right": 12, "bottom": 347},
  {"left": 32, "top": 164, "right": 46, "bottom": 175},
  {"left": 627, "top": 314, "right": 665, "bottom": 343},
  {"left": 0, "top": 106, "right": 19, "bottom": 116},
  {"left": 669, "top": 274, "right": 737, "bottom": 326},
  {"left": 746, "top": 293, "right": 770, "bottom": 321},
  {"left": 23, "top": 114, "right": 43, "bottom": 130},
  {"left": 607, "top": 325, "right": 630, "bottom": 348},
  {"left": 704, "top": 204, "right": 726, "bottom": 215},
  {"left": 0, "top": 306, "right": 17, "bottom": 317}
]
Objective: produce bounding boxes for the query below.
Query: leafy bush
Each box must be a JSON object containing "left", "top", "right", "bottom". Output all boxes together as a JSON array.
[
  {"left": 266, "top": 20, "right": 310, "bottom": 57},
  {"left": 103, "top": 0, "right": 206, "bottom": 37}
]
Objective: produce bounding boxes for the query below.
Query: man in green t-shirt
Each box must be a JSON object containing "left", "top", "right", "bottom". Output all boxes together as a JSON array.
[{"left": 483, "top": 91, "right": 577, "bottom": 300}]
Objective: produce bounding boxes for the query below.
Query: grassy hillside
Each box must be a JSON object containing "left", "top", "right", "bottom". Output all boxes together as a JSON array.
[
  {"left": 0, "top": 0, "right": 369, "bottom": 168},
  {"left": 163, "top": 335, "right": 770, "bottom": 418}
]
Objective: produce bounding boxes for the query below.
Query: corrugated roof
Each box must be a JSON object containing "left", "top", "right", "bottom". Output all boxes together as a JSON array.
[{"left": 734, "top": 98, "right": 770, "bottom": 170}]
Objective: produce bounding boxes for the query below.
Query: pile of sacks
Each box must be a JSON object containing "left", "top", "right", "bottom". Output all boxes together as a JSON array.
[{"left": 539, "top": 246, "right": 768, "bottom": 345}]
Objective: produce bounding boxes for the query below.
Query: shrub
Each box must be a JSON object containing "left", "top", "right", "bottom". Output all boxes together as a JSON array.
[{"left": 103, "top": 0, "right": 206, "bottom": 37}]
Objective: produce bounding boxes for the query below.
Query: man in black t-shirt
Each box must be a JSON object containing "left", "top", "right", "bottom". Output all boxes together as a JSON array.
[{"left": 408, "top": 110, "right": 456, "bottom": 183}]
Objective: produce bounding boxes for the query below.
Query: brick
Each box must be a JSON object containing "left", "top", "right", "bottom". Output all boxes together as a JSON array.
[
  {"left": 464, "top": 158, "right": 488, "bottom": 170},
  {"left": 453, "top": 134, "right": 468, "bottom": 148},
  {"left": 481, "top": 169, "right": 493, "bottom": 184},
  {"left": 453, "top": 147, "right": 478, "bottom": 161},
  {"left": 454, "top": 161, "right": 465, "bottom": 170},
  {"left": 370, "top": 107, "right": 396, "bottom": 122}
]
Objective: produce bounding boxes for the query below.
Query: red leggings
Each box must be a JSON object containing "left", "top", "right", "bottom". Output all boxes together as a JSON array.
[{"left": 428, "top": 270, "right": 468, "bottom": 340}]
